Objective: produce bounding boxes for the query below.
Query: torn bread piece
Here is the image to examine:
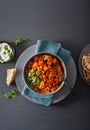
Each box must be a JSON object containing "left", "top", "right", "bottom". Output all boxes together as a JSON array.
[{"left": 6, "top": 68, "right": 16, "bottom": 86}]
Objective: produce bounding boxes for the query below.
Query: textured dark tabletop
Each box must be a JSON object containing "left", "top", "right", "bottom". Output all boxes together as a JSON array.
[{"left": 0, "top": 0, "right": 90, "bottom": 130}]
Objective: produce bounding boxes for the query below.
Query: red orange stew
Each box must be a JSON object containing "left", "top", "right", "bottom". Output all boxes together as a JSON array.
[{"left": 25, "top": 54, "right": 64, "bottom": 94}]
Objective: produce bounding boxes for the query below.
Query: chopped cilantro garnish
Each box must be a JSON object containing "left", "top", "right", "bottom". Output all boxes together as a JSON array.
[
  {"left": 4, "top": 45, "right": 8, "bottom": 50},
  {"left": 3, "top": 51, "right": 7, "bottom": 55},
  {"left": 0, "top": 91, "right": 3, "bottom": 96},
  {"left": 28, "top": 69, "right": 35, "bottom": 77},
  {"left": 0, "top": 56, "right": 4, "bottom": 63},
  {"left": 32, "top": 77, "right": 40, "bottom": 85},
  {"left": 7, "top": 50, "right": 10, "bottom": 53},
  {"left": 8, "top": 52, "right": 13, "bottom": 58},
  {"left": 27, "top": 70, "right": 40, "bottom": 87},
  {"left": 4, "top": 89, "right": 18, "bottom": 99},
  {"left": 15, "top": 38, "right": 28, "bottom": 45},
  {"left": 0, "top": 89, "right": 18, "bottom": 99},
  {"left": 35, "top": 71, "right": 40, "bottom": 76}
]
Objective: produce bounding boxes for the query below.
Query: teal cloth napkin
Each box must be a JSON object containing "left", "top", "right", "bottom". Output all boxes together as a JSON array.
[
  {"left": 22, "top": 87, "right": 53, "bottom": 106},
  {"left": 22, "top": 40, "right": 71, "bottom": 106}
]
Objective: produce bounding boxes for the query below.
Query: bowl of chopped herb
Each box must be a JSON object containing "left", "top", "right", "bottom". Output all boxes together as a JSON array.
[{"left": 23, "top": 52, "right": 67, "bottom": 95}]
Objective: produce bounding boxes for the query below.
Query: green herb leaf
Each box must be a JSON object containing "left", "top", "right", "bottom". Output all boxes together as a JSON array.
[
  {"left": 0, "top": 56, "right": 4, "bottom": 63},
  {"left": 4, "top": 45, "right": 8, "bottom": 50},
  {"left": 7, "top": 50, "right": 10, "bottom": 53},
  {"left": 15, "top": 38, "right": 28, "bottom": 45},
  {"left": 26, "top": 76, "right": 32, "bottom": 83},
  {"left": 4, "top": 93, "right": 9, "bottom": 99},
  {"left": 32, "top": 77, "right": 40, "bottom": 85},
  {"left": 28, "top": 69, "right": 35, "bottom": 78},
  {"left": 4, "top": 89, "right": 18, "bottom": 99},
  {"left": 3, "top": 51, "right": 7, "bottom": 55},
  {"left": 35, "top": 71, "right": 40, "bottom": 76},
  {"left": 8, "top": 52, "right": 13, "bottom": 58},
  {"left": 0, "top": 91, "right": 3, "bottom": 96}
]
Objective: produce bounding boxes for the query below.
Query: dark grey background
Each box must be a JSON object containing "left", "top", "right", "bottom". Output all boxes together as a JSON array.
[{"left": 0, "top": 0, "right": 90, "bottom": 130}]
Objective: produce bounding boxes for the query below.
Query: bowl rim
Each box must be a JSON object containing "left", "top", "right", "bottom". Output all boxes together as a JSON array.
[{"left": 23, "top": 52, "right": 67, "bottom": 95}]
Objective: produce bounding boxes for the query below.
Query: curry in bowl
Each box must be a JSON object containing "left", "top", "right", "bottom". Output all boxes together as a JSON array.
[{"left": 24, "top": 53, "right": 66, "bottom": 94}]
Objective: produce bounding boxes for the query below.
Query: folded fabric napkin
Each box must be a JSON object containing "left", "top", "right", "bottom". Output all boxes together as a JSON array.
[{"left": 22, "top": 40, "right": 71, "bottom": 106}]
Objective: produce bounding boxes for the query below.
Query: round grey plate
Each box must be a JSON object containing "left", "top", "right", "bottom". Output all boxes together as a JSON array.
[
  {"left": 15, "top": 44, "right": 77, "bottom": 104},
  {"left": 78, "top": 44, "right": 90, "bottom": 85}
]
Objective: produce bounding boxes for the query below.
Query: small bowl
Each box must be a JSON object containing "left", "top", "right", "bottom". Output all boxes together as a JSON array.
[
  {"left": 0, "top": 42, "right": 15, "bottom": 63},
  {"left": 23, "top": 52, "right": 67, "bottom": 95}
]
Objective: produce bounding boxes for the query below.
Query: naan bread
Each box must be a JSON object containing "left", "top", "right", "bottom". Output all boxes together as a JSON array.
[
  {"left": 83, "top": 69, "right": 90, "bottom": 82},
  {"left": 6, "top": 68, "right": 16, "bottom": 86},
  {"left": 82, "top": 53, "right": 90, "bottom": 82},
  {"left": 82, "top": 54, "right": 90, "bottom": 72}
]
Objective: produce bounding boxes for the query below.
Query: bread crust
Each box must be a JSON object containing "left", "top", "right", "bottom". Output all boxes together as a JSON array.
[{"left": 6, "top": 68, "right": 16, "bottom": 86}]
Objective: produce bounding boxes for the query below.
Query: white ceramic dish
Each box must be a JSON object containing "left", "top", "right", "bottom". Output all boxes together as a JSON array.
[{"left": 0, "top": 42, "right": 15, "bottom": 63}]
